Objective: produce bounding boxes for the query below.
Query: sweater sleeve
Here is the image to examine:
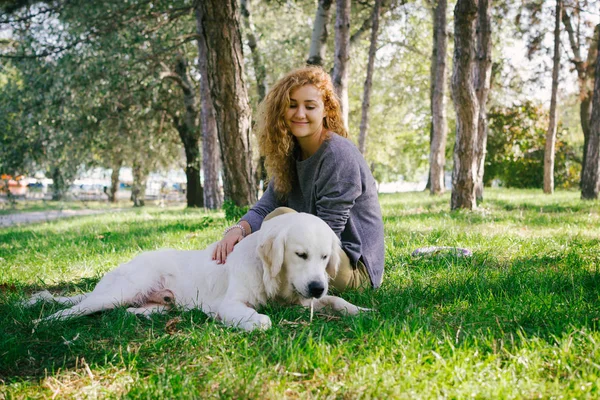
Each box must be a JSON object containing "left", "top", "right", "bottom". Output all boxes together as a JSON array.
[
  {"left": 314, "top": 149, "right": 362, "bottom": 238},
  {"left": 240, "top": 181, "right": 283, "bottom": 233}
]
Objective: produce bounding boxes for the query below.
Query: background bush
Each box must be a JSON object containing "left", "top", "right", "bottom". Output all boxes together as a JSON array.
[{"left": 484, "top": 101, "right": 581, "bottom": 189}]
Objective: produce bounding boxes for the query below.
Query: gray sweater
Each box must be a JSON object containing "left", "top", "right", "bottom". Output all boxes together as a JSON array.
[{"left": 241, "top": 133, "right": 385, "bottom": 288}]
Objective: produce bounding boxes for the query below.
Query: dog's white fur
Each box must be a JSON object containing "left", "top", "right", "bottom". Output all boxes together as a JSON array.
[{"left": 24, "top": 213, "right": 368, "bottom": 331}]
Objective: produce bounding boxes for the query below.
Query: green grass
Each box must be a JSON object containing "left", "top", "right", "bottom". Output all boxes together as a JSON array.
[{"left": 1, "top": 188, "right": 599, "bottom": 398}]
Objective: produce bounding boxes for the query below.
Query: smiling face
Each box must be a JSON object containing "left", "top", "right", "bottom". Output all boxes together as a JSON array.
[{"left": 284, "top": 84, "right": 326, "bottom": 144}]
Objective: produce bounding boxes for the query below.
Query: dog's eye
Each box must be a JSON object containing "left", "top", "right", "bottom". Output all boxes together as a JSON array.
[
  {"left": 321, "top": 255, "right": 328, "bottom": 260},
  {"left": 295, "top": 252, "right": 308, "bottom": 260}
]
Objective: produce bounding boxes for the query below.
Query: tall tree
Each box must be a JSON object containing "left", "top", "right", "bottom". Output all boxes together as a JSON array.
[
  {"left": 473, "top": 0, "right": 492, "bottom": 201},
  {"left": 581, "top": 27, "right": 600, "bottom": 200},
  {"left": 562, "top": 8, "right": 599, "bottom": 184},
  {"left": 240, "top": 0, "right": 268, "bottom": 103},
  {"left": 160, "top": 53, "right": 204, "bottom": 208},
  {"left": 195, "top": 5, "right": 223, "bottom": 210},
  {"left": 196, "top": 0, "right": 256, "bottom": 207},
  {"left": 332, "top": 0, "right": 351, "bottom": 128},
  {"left": 307, "top": 0, "right": 333, "bottom": 66},
  {"left": 240, "top": 0, "right": 269, "bottom": 195},
  {"left": 450, "top": 0, "right": 479, "bottom": 210},
  {"left": 358, "top": 0, "right": 382, "bottom": 155},
  {"left": 544, "top": 0, "right": 563, "bottom": 195},
  {"left": 428, "top": 0, "right": 449, "bottom": 195}
]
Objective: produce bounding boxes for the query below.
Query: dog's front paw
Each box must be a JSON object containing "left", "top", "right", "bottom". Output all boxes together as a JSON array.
[
  {"left": 239, "top": 314, "right": 272, "bottom": 331},
  {"left": 21, "top": 290, "right": 54, "bottom": 307},
  {"left": 342, "top": 305, "right": 373, "bottom": 315}
]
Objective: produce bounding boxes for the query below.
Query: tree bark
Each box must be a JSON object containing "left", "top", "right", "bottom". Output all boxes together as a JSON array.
[
  {"left": 50, "top": 166, "right": 67, "bottom": 201},
  {"left": 474, "top": 0, "right": 492, "bottom": 202},
  {"left": 562, "top": 12, "right": 599, "bottom": 185},
  {"left": 429, "top": 0, "right": 448, "bottom": 195},
  {"left": 450, "top": 0, "right": 479, "bottom": 211},
  {"left": 357, "top": 0, "right": 382, "bottom": 155},
  {"left": 307, "top": 0, "right": 333, "bottom": 66},
  {"left": 182, "top": 135, "right": 204, "bottom": 208},
  {"left": 195, "top": 6, "right": 223, "bottom": 210},
  {"left": 543, "top": 0, "right": 562, "bottom": 195},
  {"left": 108, "top": 156, "right": 122, "bottom": 203},
  {"left": 131, "top": 162, "right": 147, "bottom": 207},
  {"left": 161, "top": 54, "right": 204, "bottom": 208},
  {"left": 196, "top": 0, "right": 256, "bottom": 207},
  {"left": 332, "top": 0, "right": 351, "bottom": 128},
  {"left": 581, "top": 26, "right": 600, "bottom": 200},
  {"left": 240, "top": 0, "right": 268, "bottom": 102}
]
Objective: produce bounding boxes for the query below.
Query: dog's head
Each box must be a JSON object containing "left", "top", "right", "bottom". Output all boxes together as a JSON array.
[{"left": 257, "top": 212, "right": 341, "bottom": 300}]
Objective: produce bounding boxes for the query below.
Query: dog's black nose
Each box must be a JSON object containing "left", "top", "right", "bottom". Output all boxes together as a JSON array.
[{"left": 308, "top": 281, "right": 325, "bottom": 298}]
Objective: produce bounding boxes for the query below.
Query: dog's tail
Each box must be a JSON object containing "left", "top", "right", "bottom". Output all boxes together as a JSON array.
[{"left": 22, "top": 290, "right": 90, "bottom": 307}]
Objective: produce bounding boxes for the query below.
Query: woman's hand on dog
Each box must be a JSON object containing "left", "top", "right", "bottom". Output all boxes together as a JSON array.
[{"left": 212, "top": 222, "right": 250, "bottom": 264}]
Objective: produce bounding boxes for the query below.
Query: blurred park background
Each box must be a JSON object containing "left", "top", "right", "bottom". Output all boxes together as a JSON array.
[{"left": 1, "top": 0, "right": 599, "bottom": 212}]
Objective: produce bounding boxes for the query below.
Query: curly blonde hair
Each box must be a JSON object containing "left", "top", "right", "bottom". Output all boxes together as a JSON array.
[{"left": 256, "top": 66, "right": 348, "bottom": 197}]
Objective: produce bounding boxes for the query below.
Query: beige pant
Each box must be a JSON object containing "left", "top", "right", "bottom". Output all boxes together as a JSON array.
[{"left": 263, "top": 207, "right": 370, "bottom": 292}]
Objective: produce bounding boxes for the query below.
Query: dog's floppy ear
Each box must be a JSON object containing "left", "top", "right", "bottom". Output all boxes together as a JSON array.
[
  {"left": 327, "top": 233, "right": 341, "bottom": 278},
  {"left": 257, "top": 229, "right": 286, "bottom": 278}
]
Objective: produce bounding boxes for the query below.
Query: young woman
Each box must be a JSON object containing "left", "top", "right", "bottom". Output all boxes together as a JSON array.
[{"left": 213, "top": 66, "right": 384, "bottom": 291}]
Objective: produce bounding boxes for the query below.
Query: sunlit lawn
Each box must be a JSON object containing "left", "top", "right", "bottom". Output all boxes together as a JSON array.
[
  {"left": 1, "top": 188, "right": 599, "bottom": 398},
  {"left": 0, "top": 198, "right": 130, "bottom": 216}
]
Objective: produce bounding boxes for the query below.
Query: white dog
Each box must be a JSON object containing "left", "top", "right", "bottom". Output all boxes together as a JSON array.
[{"left": 24, "top": 213, "right": 369, "bottom": 331}]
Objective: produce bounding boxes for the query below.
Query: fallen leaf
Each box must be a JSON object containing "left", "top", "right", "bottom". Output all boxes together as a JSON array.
[{"left": 165, "top": 317, "right": 182, "bottom": 334}]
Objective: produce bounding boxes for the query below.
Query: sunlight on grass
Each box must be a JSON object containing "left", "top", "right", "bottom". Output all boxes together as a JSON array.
[{"left": 1, "top": 188, "right": 599, "bottom": 398}]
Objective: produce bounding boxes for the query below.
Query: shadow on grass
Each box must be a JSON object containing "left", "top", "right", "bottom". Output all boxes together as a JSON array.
[
  {"left": 373, "top": 250, "right": 600, "bottom": 341},
  {"left": 2, "top": 250, "right": 599, "bottom": 381},
  {"left": 0, "top": 280, "right": 215, "bottom": 379}
]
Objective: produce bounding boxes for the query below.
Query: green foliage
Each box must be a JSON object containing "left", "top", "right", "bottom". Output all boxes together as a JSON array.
[
  {"left": 485, "top": 101, "right": 581, "bottom": 189},
  {"left": 2, "top": 190, "right": 600, "bottom": 397},
  {"left": 1, "top": 0, "right": 592, "bottom": 195},
  {"left": 222, "top": 199, "right": 250, "bottom": 222},
  {"left": 0, "top": 0, "right": 191, "bottom": 184}
]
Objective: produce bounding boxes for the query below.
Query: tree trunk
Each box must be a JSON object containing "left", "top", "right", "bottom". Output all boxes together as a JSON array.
[
  {"left": 474, "top": 0, "right": 492, "bottom": 202},
  {"left": 131, "top": 162, "right": 147, "bottom": 207},
  {"left": 562, "top": 13, "right": 599, "bottom": 185},
  {"left": 108, "top": 156, "right": 122, "bottom": 203},
  {"left": 581, "top": 27, "right": 598, "bottom": 183},
  {"left": 195, "top": 6, "right": 223, "bottom": 210},
  {"left": 183, "top": 136, "right": 204, "bottom": 208},
  {"left": 307, "top": 0, "right": 333, "bottom": 66},
  {"left": 581, "top": 27, "right": 600, "bottom": 200},
  {"left": 450, "top": 0, "right": 479, "bottom": 211},
  {"left": 177, "top": 54, "right": 204, "bottom": 208},
  {"left": 196, "top": 0, "right": 256, "bottom": 207},
  {"left": 332, "top": 0, "right": 351, "bottom": 129},
  {"left": 357, "top": 0, "right": 382, "bottom": 155},
  {"left": 50, "top": 166, "right": 67, "bottom": 201},
  {"left": 429, "top": 0, "right": 449, "bottom": 195},
  {"left": 580, "top": 95, "right": 593, "bottom": 183},
  {"left": 162, "top": 53, "right": 204, "bottom": 208},
  {"left": 240, "top": 0, "right": 268, "bottom": 102},
  {"left": 543, "top": 0, "right": 562, "bottom": 195}
]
